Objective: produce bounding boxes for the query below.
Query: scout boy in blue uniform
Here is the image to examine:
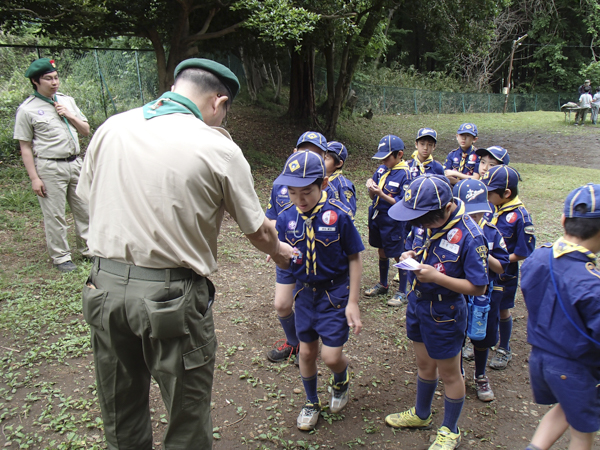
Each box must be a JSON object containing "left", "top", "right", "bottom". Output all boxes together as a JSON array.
[
  {"left": 264, "top": 131, "right": 329, "bottom": 363},
  {"left": 454, "top": 179, "right": 510, "bottom": 402},
  {"left": 274, "top": 151, "right": 364, "bottom": 431},
  {"left": 365, "top": 135, "right": 412, "bottom": 306},
  {"left": 476, "top": 145, "right": 509, "bottom": 179},
  {"left": 444, "top": 123, "right": 480, "bottom": 185},
  {"left": 408, "top": 128, "right": 445, "bottom": 178},
  {"left": 385, "top": 174, "right": 489, "bottom": 450},
  {"left": 521, "top": 183, "right": 600, "bottom": 450},
  {"left": 325, "top": 141, "right": 357, "bottom": 215},
  {"left": 480, "top": 165, "right": 536, "bottom": 370}
]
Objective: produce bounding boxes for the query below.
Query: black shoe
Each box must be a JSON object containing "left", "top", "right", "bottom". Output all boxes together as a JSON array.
[
  {"left": 55, "top": 261, "right": 77, "bottom": 273},
  {"left": 266, "top": 339, "right": 299, "bottom": 363}
]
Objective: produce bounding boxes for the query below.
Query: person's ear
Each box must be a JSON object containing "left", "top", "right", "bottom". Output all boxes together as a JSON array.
[
  {"left": 504, "top": 188, "right": 512, "bottom": 199},
  {"left": 321, "top": 177, "right": 329, "bottom": 190},
  {"left": 215, "top": 94, "right": 228, "bottom": 111},
  {"left": 473, "top": 136, "right": 478, "bottom": 143},
  {"left": 560, "top": 214, "right": 566, "bottom": 227}
]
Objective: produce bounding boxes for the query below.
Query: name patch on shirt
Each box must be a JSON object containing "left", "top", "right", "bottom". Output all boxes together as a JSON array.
[
  {"left": 439, "top": 239, "right": 459, "bottom": 254},
  {"left": 388, "top": 181, "right": 400, "bottom": 187},
  {"left": 318, "top": 226, "right": 336, "bottom": 232}
]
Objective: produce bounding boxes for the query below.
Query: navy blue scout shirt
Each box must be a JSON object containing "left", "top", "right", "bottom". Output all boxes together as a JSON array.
[
  {"left": 443, "top": 146, "right": 479, "bottom": 176},
  {"left": 266, "top": 183, "right": 337, "bottom": 220},
  {"left": 408, "top": 155, "right": 444, "bottom": 179},
  {"left": 480, "top": 220, "right": 510, "bottom": 283},
  {"left": 371, "top": 162, "right": 411, "bottom": 213},
  {"left": 522, "top": 240, "right": 600, "bottom": 367},
  {"left": 405, "top": 200, "right": 489, "bottom": 296},
  {"left": 491, "top": 198, "right": 536, "bottom": 277},
  {"left": 328, "top": 171, "right": 357, "bottom": 216},
  {"left": 276, "top": 198, "right": 364, "bottom": 284}
]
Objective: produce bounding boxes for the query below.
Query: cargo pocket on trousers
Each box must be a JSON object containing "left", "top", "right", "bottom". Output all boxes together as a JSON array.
[
  {"left": 82, "top": 284, "right": 108, "bottom": 330},
  {"left": 182, "top": 337, "right": 217, "bottom": 408},
  {"left": 143, "top": 294, "right": 189, "bottom": 340}
]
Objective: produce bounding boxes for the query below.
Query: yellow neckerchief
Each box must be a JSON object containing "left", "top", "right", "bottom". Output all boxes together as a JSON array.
[
  {"left": 490, "top": 196, "right": 523, "bottom": 225},
  {"left": 374, "top": 160, "right": 409, "bottom": 207},
  {"left": 411, "top": 151, "right": 433, "bottom": 175},
  {"left": 458, "top": 146, "right": 475, "bottom": 172},
  {"left": 328, "top": 169, "right": 342, "bottom": 183},
  {"left": 552, "top": 237, "right": 597, "bottom": 263},
  {"left": 411, "top": 201, "right": 466, "bottom": 290},
  {"left": 298, "top": 191, "right": 328, "bottom": 275}
]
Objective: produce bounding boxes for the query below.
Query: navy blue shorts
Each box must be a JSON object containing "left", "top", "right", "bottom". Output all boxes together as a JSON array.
[
  {"left": 406, "top": 292, "right": 467, "bottom": 360},
  {"left": 470, "top": 287, "right": 502, "bottom": 349},
  {"left": 276, "top": 266, "right": 296, "bottom": 284},
  {"left": 368, "top": 206, "right": 406, "bottom": 258},
  {"left": 294, "top": 280, "right": 350, "bottom": 348},
  {"left": 529, "top": 348, "right": 600, "bottom": 433},
  {"left": 498, "top": 272, "right": 518, "bottom": 310}
]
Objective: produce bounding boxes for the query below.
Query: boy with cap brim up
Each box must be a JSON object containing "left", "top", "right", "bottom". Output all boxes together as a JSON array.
[
  {"left": 365, "top": 135, "right": 412, "bottom": 306},
  {"left": 480, "top": 165, "right": 536, "bottom": 370},
  {"left": 274, "top": 151, "right": 364, "bottom": 431},
  {"left": 444, "top": 123, "right": 480, "bottom": 185},
  {"left": 521, "top": 183, "right": 600, "bottom": 450},
  {"left": 408, "top": 128, "right": 445, "bottom": 178},
  {"left": 325, "top": 141, "right": 357, "bottom": 215},
  {"left": 14, "top": 58, "right": 91, "bottom": 273},
  {"left": 453, "top": 179, "right": 510, "bottom": 402},
  {"left": 265, "top": 132, "right": 330, "bottom": 364},
  {"left": 384, "top": 174, "right": 489, "bottom": 450},
  {"left": 475, "top": 146, "right": 509, "bottom": 179}
]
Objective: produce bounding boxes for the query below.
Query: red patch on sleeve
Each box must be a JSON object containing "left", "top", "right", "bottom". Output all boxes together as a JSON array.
[
  {"left": 322, "top": 210, "right": 338, "bottom": 225},
  {"left": 447, "top": 228, "right": 463, "bottom": 244},
  {"left": 506, "top": 212, "right": 518, "bottom": 223}
]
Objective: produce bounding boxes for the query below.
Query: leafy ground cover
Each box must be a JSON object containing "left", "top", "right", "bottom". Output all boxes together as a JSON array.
[{"left": 0, "top": 105, "right": 599, "bottom": 449}]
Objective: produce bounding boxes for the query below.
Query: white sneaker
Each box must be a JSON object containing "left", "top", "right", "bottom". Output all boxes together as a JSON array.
[{"left": 297, "top": 400, "right": 321, "bottom": 431}]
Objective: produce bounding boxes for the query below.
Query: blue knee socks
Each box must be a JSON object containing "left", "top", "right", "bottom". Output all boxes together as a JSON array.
[
  {"left": 278, "top": 312, "right": 299, "bottom": 347},
  {"left": 441, "top": 395, "right": 465, "bottom": 434},
  {"left": 415, "top": 376, "right": 438, "bottom": 419},
  {"left": 379, "top": 258, "right": 389, "bottom": 287},
  {"left": 398, "top": 269, "right": 408, "bottom": 294},
  {"left": 499, "top": 316, "right": 512, "bottom": 351},
  {"left": 474, "top": 347, "right": 489, "bottom": 378},
  {"left": 302, "top": 372, "right": 319, "bottom": 404},
  {"left": 333, "top": 365, "right": 348, "bottom": 385}
]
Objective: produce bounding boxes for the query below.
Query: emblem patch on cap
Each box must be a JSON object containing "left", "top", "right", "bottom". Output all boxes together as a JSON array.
[
  {"left": 308, "top": 133, "right": 317, "bottom": 139},
  {"left": 289, "top": 160, "right": 300, "bottom": 172},
  {"left": 322, "top": 210, "right": 338, "bottom": 225},
  {"left": 447, "top": 228, "right": 462, "bottom": 244},
  {"left": 465, "top": 188, "right": 485, "bottom": 202},
  {"left": 404, "top": 189, "right": 412, "bottom": 202}
]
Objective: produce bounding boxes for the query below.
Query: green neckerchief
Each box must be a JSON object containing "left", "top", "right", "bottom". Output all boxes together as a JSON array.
[
  {"left": 33, "top": 90, "right": 77, "bottom": 143},
  {"left": 142, "top": 92, "right": 203, "bottom": 121}
]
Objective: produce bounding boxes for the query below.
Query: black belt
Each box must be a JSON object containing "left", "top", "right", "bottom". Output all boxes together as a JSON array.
[
  {"left": 97, "top": 257, "right": 196, "bottom": 282},
  {"left": 39, "top": 155, "right": 78, "bottom": 162},
  {"left": 413, "top": 289, "right": 464, "bottom": 302},
  {"left": 302, "top": 273, "right": 348, "bottom": 290}
]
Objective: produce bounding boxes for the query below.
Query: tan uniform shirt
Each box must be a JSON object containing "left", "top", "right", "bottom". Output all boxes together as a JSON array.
[
  {"left": 77, "top": 108, "right": 265, "bottom": 276},
  {"left": 13, "top": 93, "right": 87, "bottom": 158}
]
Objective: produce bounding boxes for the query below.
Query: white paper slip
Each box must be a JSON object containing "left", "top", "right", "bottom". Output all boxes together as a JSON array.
[{"left": 393, "top": 257, "right": 421, "bottom": 271}]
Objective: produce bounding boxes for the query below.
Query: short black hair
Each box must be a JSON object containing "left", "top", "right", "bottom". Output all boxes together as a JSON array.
[
  {"left": 491, "top": 186, "right": 518, "bottom": 200},
  {"left": 175, "top": 68, "right": 233, "bottom": 106},
  {"left": 416, "top": 136, "right": 436, "bottom": 145},
  {"left": 391, "top": 150, "right": 401, "bottom": 159},
  {"left": 326, "top": 151, "right": 343, "bottom": 167},
  {"left": 410, "top": 207, "right": 446, "bottom": 228},
  {"left": 564, "top": 205, "right": 600, "bottom": 240},
  {"left": 311, "top": 178, "right": 324, "bottom": 188}
]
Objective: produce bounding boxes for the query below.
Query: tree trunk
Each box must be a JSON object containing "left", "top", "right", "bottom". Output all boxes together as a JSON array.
[
  {"left": 274, "top": 60, "right": 282, "bottom": 103},
  {"left": 326, "top": 2, "right": 387, "bottom": 136},
  {"left": 287, "top": 45, "right": 316, "bottom": 122}
]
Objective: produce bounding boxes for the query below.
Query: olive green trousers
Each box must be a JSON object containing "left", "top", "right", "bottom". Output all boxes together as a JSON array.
[{"left": 83, "top": 258, "right": 217, "bottom": 449}]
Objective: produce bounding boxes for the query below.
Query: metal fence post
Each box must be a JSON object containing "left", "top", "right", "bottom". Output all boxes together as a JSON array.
[
  {"left": 462, "top": 94, "right": 465, "bottom": 113},
  {"left": 414, "top": 89, "right": 417, "bottom": 114},
  {"left": 94, "top": 49, "right": 108, "bottom": 119},
  {"left": 383, "top": 87, "right": 386, "bottom": 113},
  {"left": 535, "top": 94, "right": 538, "bottom": 111},
  {"left": 513, "top": 95, "right": 517, "bottom": 113},
  {"left": 439, "top": 92, "right": 442, "bottom": 114},
  {"left": 488, "top": 94, "right": 490, "bottom": 113},
  {"left": 135, "top": 50, "right": 145, "bottom": 105},
  {"left": 36, "top": 47, "right": 41, "bottom": 58},
  {"left": 558, "top": 94, "right": 561, "bottom": 111}
]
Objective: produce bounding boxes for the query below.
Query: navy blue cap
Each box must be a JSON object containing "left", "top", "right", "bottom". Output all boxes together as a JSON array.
[
  {"left": 389, "top": 174, "right": 453, "bottom": 221},
  {"left": 416, "top": 128, "right": 437, "bottom": 142},
  {"left": 373, "top": 135, "right": 405, "bottom": 159},
  {"left": 476, "top": 146, "right": 510, "bottom": 165},
  {"left": 457, "top": 123, "right": 478, "bottom": 136},
  {"left": 326, "top": 141, "right": 348, "bottom": 162},
  {"left": 453, "top": 179, "right": 492, "bottom": 214},
  {"left": 564, "top": 183, "right": 600, "bottom": 219},
  {"left": 480, "top": 165, "right": 521, "bottom": 191},
  {"left": 297, "top": 131, "right": 327, "bottom": 153},
  {"left": 273, "top": 151, "right": 326, "bottom": 187}
]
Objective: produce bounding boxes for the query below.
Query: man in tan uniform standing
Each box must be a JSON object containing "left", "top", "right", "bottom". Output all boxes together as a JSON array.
[
  {"left": 14, "top": 58, "right": 91, "bottom": 273},
  {"left": 77, "top": 58, "right": 293, "bottom": 449}
]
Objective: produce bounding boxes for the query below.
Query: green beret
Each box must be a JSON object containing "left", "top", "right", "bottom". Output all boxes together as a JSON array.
[
  {"left": 25, "top": 58, "right": 57, "bottom": 79},
  {"left": 174, "top": 58, "right": 240, "bottom": 100}
]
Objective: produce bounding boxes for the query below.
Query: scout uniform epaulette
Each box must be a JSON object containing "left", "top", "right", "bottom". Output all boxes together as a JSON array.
[{"left": 328, "top": 198, "right": 352, "bottom": 216}]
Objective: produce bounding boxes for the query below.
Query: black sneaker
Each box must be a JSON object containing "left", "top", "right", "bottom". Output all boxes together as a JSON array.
[
  {"left": 54, "top": 261, "right": 77, "bottom": 273},
  {"left": 266, "top": 339, "right": 299, "bottom": 363}
]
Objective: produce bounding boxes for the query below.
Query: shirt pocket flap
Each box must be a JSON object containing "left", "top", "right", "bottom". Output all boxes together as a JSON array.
[
  {"left": 316, "top": 234, "right": 340, "bottom": 247},
  {"left": 433, "top": 247, "right": 460, "bottom": 263}
]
